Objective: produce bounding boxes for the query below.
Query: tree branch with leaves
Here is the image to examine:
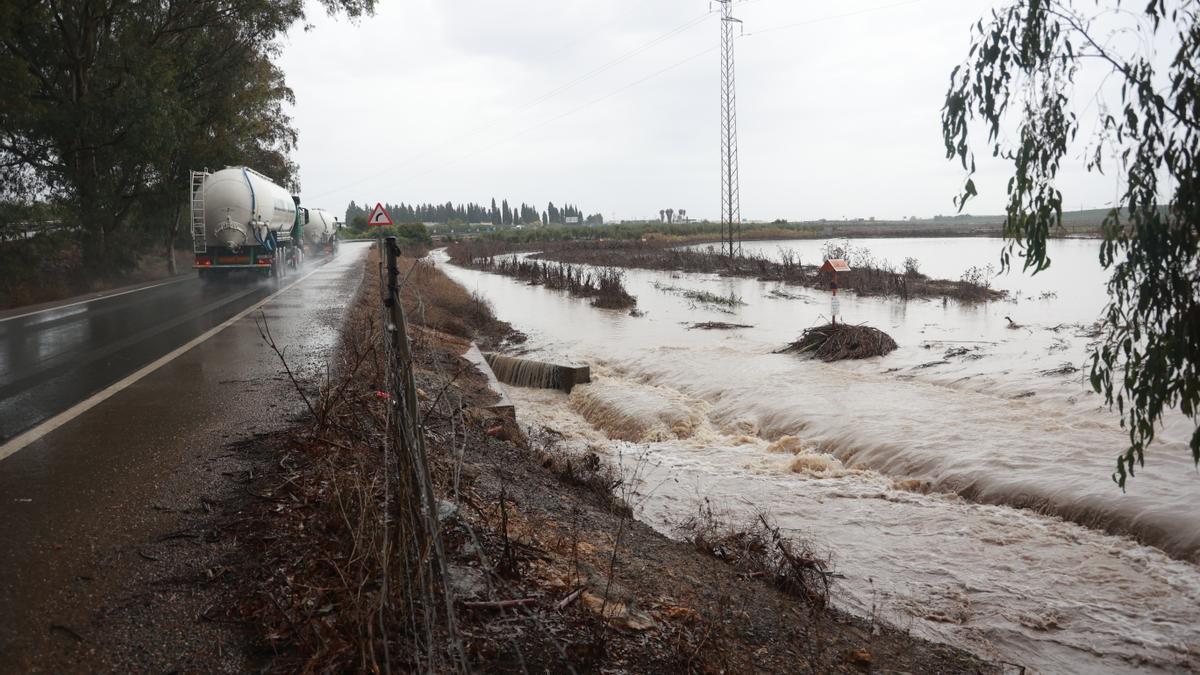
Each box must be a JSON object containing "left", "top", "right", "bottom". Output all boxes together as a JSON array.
[{"left": 943, "top": 0, "right": 1199, "bottom": 488}]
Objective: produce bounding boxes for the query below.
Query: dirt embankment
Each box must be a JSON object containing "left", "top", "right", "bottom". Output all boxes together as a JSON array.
[
  {"left": 450, "top": 239, "right": 1005, "bottom": 303},
  {"left": 220, "top": 248, "right": 995, "bottom": 672}
]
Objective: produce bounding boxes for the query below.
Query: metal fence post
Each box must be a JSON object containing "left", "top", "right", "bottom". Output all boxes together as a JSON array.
[{"left": 381, "top": 236, "right": 465, "bottom": 670}]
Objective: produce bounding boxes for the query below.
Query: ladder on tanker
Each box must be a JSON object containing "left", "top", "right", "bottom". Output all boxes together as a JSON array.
[{"left": 190, "top": 170, "right": 208, "bottom": 253}]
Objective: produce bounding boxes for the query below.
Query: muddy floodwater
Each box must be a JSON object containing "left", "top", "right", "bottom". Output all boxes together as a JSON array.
[{"left": 434, "top": 238, "right": 1200, "bottom": 674}]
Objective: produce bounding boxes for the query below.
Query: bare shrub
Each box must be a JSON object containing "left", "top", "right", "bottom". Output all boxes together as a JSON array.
[
  {"left": 528, "top": 426, "right": 630, "bottom": 516},
  {"left": 820, "top": 238, "right": 851, "bottom": 262},
  {"left": 903, "top": 256, "right": 921, "bottom": 277},
  {"left": 960, "top": 264, "right": 995, "bottom": 288},
  {"left": 674, "top": 500, "right": 833, "bottom": 609}
]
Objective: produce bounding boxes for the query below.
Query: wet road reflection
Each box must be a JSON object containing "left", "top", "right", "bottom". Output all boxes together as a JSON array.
[{"left": 0, "top": 270, "right": 308, "bottom": 443}]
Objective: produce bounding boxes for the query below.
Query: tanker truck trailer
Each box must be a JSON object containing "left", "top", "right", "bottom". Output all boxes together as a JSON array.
[
  {"left": 189, "top": 167, "right": 302, "bottom": 280},
  {"left": 299, "top": 207, "right": 341, "bottom": 257}
]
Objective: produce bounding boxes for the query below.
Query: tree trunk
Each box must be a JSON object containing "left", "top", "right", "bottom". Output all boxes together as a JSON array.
[
  {"left": 166, "top": 204, "right": 182, "bottom": 275},
  {"left": 78, "top": 192, "right": 106, "bottom": 282}
]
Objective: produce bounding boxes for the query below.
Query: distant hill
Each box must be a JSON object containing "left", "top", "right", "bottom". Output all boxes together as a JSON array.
[{"left": 779, "top": 208, "right": 1111, "bottom": 236}]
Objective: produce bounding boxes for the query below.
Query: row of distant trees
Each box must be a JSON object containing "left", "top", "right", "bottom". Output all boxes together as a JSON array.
[
  {"left": 345, "top": 200, "right": 602, "bottom": 227},
  {"left": 658, "top": 208, "right": 687, "bottom": 223}
]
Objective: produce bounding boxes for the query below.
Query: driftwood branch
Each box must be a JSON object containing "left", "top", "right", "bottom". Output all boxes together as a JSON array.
[
  {"left": 461, "top": 598, "right": 538, "bottom": 610},
  {"left": 556, "top": 587, "right": 585, "bottom": 611}
]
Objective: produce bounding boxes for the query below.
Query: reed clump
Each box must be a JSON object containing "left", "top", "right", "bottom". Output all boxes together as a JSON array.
[
  {"left": 779, "top": 322, "right": 898, "bottom": 361},
  {"left": 447, "top": 242, "right": 636, "bottom": 310}
]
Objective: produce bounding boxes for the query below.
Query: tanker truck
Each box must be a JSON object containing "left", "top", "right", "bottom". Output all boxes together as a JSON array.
[
  {"left": 299, "top": 207, "right": 340, "bottom": 257},
  {"left": 189, "top": 167, "right": 302, "bottom": 280}
]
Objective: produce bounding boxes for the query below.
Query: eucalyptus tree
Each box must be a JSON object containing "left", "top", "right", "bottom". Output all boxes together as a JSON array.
[
  {"left": 943, "top": 0, "right": 1198, "bottom": 487},
  {"left": 0, "top": 0, "right": 374, "bottom": 278}
]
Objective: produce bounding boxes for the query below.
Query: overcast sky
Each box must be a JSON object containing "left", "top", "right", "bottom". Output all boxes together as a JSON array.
[{"left": 276, "top": 0, "right": 1122, "bottom": 222}]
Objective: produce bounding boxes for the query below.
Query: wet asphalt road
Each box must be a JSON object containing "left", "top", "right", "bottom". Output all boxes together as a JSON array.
[
  {"left": 1, "top": 270, "right": 274, "bottom": 444},
  {"left": 0, "top": 242, "right": 369, "bottom": 671}
]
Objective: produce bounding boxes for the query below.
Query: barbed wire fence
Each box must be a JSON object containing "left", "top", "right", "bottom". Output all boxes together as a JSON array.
[
  {"left": 371, "top": 239, "right": 618, "bottom": 671},
  {"left": 377, "top": 236, "right": 468, "bottom": 673}
]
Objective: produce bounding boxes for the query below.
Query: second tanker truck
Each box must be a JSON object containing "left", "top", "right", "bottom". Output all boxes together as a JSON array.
[
  {"left": 189, "top": 166, "right": 302, "bottom": 280},
  {"left": 299, "top": 207, "right": 340, "bottom": 258}
]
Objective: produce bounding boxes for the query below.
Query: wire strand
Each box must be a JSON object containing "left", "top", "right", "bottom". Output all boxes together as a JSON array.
[{"left": 306, "top": 10, "right": 716, "bottom": 200}]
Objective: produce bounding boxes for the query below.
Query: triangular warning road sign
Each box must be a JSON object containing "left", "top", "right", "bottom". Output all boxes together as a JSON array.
[{"left": 367, "top": 202, "right": 393, "bottom": 227}]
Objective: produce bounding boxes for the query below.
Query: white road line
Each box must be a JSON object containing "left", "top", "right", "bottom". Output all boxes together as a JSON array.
[
  {"left": 0, "top": 266, "right": 325, "bottom": 462},
  {"left": 0, "top": 276, "right": 193, "bottom": 323}
]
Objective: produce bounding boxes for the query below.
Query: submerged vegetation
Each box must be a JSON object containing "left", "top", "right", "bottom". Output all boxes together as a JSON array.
[
  {"left": 446, "top": 242, "right": 637, "bottom": 310},
  {"left": 450, "top": 239, "right": 1003, "bottom": 303},
  {"left": 652, "top": 281, "right": 745, "bottom": 310}
]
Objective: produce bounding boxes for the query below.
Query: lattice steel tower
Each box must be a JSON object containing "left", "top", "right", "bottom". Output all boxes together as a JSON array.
[{"left": 718, "top": 0, "right": 742, "bottom": 259}]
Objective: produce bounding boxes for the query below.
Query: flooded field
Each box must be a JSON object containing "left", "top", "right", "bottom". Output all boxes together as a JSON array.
[{"left": 435, "top": 237, "right": 1200, "bottom": 673}]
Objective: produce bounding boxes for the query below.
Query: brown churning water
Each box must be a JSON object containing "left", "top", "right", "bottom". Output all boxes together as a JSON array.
[
  {"left": 484, "top": 353, "right": 590, "bottom": 393},
  {"left": 439, "top": 240, "right": 1200, "bottom": 674}
]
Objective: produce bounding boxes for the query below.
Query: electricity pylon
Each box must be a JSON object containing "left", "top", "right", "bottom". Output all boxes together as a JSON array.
[{"left": 718, "top": 0, "right": 742, "bottom": 260}]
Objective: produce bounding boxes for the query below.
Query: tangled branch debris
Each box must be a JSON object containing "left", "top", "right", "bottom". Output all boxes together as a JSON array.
[
  {"left": 1039, "top": 362, "right": 1081, "bottom": 377},
  {"left": 778, "top": 323, "right": 898, "bottom": 361},
  {"left": 688, "top": 322, "right": 753, "bottom": 330}
]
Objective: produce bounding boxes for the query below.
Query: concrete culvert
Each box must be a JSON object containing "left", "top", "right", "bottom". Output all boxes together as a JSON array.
[{"left": 484, "top": 353, "right": 590, "bottom": 393}]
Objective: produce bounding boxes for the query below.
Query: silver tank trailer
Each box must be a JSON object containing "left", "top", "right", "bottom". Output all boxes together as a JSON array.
[
  {"left": 200, "top": 167, "right": 295, "bottom": 250},
  {"left": 302, "top": 208, "right": 338, "bottom": 245}
]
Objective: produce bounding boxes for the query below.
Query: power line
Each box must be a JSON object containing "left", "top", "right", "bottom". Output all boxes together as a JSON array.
[
  {"left": 520, "top": 11, "right": 712, "bottom": 113},
  {"left": 742, "top": 0, "right": 929, "bottom": 38},
  {"left": 309, "top": 0, "right": 935, "bottom": 205},
  {"left": 372, "top": 47, "right": 719, "bottom": 192},
  {"left": 306, "top": 10, "right": 715, "bottom": 201}
]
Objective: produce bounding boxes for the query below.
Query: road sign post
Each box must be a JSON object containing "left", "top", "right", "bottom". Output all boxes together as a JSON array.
[
  {"left": 367, "top": 202, "right": 394, "bottom": 260},
  {"left": 820, "top": 259, "right": 851, "bottom": 326},
  {"left": 368, "top": 202, "right": 393, "bottom": 228}
]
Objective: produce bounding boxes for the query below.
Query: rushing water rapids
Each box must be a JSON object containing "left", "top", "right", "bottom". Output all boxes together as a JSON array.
[{"left": 433, "top": 238, "right": 1200, "bottom": 673}]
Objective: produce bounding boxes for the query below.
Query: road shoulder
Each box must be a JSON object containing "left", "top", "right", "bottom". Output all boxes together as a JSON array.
[{"left": 0, "top": 248, "right": 367, "bottom": 673}]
